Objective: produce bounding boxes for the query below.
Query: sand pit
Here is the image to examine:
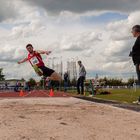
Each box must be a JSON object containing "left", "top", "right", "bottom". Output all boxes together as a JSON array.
[{"left": 0, "top": 97, "right": 140, "bottom": 140}]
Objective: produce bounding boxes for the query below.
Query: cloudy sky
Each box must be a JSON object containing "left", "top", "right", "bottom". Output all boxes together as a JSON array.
[{"left": 0, "top": 0, "right": 140, "bottom": 80}]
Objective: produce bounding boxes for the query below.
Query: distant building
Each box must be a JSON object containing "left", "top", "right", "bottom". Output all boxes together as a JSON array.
[{"left": 67, "top": 61, "right": 77, "bottom": 81}]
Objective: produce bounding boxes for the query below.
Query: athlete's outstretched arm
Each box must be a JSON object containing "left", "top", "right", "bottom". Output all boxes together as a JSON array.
[
  {"left": 18, "top": 58, "right": 28, "bottom": 64},
  {"left": 36, "top": 50, "right": 51, "bottom": 55}
]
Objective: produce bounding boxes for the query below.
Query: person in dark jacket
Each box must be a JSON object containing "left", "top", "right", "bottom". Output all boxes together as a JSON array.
[
  {"left": 130, "top": 25, "right": 140, "bottom": 85},
  {"left": 64, "top": 72, "right": 69, "bottom": 92}
]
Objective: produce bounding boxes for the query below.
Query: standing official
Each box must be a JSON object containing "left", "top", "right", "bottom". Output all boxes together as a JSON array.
[{"left": 77, "top": 61, "right": 86, "bottom": 95}]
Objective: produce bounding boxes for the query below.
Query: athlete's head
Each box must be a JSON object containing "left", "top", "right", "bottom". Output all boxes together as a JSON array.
[
  {"left": 78, "top": 60, "right": 82, "bottom": 66},
  {"left": 26, "top": 44, "right": 34, "bottom": 53},
  {"left": 132, "top": 25, "right": 140, "bottom": 37}
]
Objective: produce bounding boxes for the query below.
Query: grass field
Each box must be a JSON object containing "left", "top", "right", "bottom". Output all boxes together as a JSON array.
[
  {"left": 67, "top": 88, "right": 140, "bottom": 104},
  {"left": 95, "top": 89, "right": 140, "bottom": 103}
]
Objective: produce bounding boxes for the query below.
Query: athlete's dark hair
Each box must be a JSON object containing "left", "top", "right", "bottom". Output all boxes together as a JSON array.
[
  {"left": 132, "top": 25, "right": 140, "bottom": 32},
  {"left": 78, "top": 60, "right": 82, "bottom": 64},
  {"left": 26, "top": 44, "right": 33, "bottom": 48}
]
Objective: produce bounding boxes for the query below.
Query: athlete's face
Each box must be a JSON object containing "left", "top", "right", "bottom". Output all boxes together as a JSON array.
[{"left": 26, "top": 46, "right": 34, "bottom": 53}]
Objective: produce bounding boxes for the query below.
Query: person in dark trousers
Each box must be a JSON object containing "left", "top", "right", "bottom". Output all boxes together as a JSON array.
[
  {"left": 14, "top": 81, "right": 19, "bottom": 92},
  {"left": 130, "top": 25, "right": 140, "bottom": 85},
  {"left": 24, "top": 81, "right": 30, "bottom": 91},
  {"left": 5, "top": 82, "right": 8, "bottom": 90},
  {"left": 64, "top": 72, "right": 69, "bottom": 92},
  {"left": 77, "top": 61, "right": 86, "bottom": 95}
]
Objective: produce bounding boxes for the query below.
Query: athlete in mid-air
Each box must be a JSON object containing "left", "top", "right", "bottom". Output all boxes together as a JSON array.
[{"left": 18, "top": 44, "right": 61, "bottom": 82}]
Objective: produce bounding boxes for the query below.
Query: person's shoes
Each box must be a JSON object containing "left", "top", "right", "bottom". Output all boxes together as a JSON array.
[{"left": 88, "top": 95, "right": 93, "bottom": 97}]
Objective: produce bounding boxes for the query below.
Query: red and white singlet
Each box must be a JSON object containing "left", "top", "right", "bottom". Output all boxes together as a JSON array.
[{"left": 28, "top": 51, "right": 44, "bottom": 67}]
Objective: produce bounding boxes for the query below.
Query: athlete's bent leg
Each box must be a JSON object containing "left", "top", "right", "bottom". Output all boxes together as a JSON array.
[{"left": 39, "top": 66, "right": 61, "bottom": 81}]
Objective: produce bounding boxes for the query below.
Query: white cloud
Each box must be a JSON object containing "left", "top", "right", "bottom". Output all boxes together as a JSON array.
[
  {"left": 10, "top": 20, "right": 45, "bottom": 39},
  {"left": 103, "top": 62, "right": 128, "bottom": 71},
  {"left": 82, "top": 49, "right": 94, "bottom": 57},
  {"left": 60, "top": 31, "right": 102, "bottom": 51}
]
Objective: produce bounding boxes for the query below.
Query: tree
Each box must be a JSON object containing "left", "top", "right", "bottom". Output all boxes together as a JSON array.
[
  {"left": 0, "top": 68, "right": 5, "bottom": 81},
  {"left": 127, "top": 78, "right": 138, "bottom": 86},
  {"left": 21, "top": 78, "right": 25, "bottom": 81},
  {"left": 39, "top": 77, "right": 46, "bottom": 87},
  {"left": 99, "top": 77, "right": 124, "bottom": 86},
  {"left": 28, "top": 78, "right": 36, "bottom": 87}
]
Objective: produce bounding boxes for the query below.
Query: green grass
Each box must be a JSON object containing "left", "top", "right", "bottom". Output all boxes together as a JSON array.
[
  {"left": 66, "top": 88, "right": 140, "bottom": 104},
  {"left": 95, "top": 89, "right": 140, "bottom": 103}
]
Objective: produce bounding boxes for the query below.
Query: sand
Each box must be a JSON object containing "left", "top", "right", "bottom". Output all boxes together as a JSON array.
[{"left": 0, "top": 97, "right": 139, "bottom": 140}]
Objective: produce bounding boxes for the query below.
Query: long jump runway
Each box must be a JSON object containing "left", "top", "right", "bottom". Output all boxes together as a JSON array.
[
  {"left": 0, "top": 91, "right": 140, "bottom": 140},
  {"left": 0, "top": 90, "right": 70, "bottom": 98}
]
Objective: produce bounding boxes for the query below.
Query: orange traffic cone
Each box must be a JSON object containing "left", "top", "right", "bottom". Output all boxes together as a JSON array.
[
  {"left": 49, "top": 89, "right": 54, "bottom": 97},
  {"left": 19, "top": 90, "right": 25, "bottom": 97}
]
